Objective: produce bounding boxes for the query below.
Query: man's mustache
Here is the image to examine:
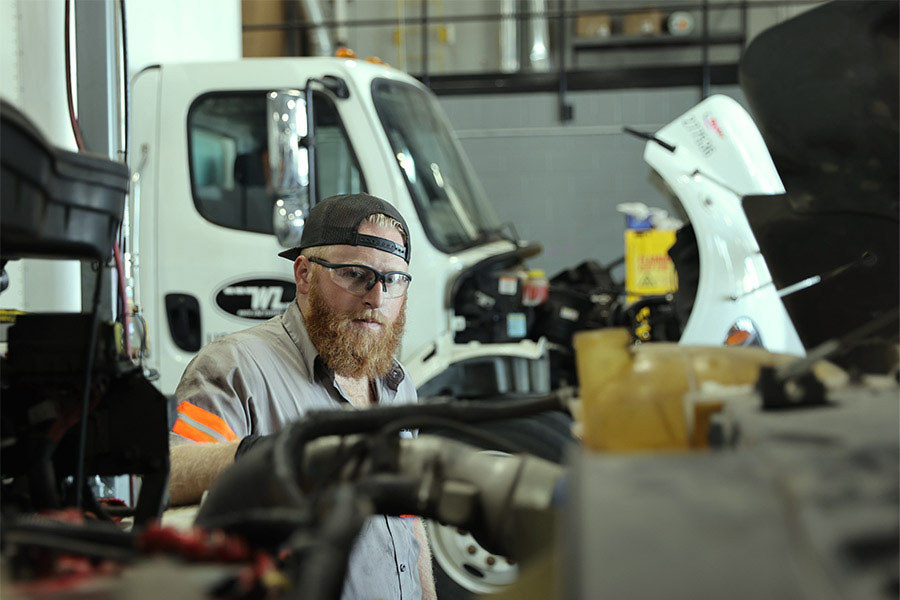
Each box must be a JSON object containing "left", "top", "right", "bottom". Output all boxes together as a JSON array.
[{"left": 343, "top": 310, "right": 389, "bottom": 326}]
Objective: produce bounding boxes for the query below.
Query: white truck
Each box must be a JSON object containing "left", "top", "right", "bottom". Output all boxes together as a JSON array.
[
  {"left": 128, "top": 57, "right": 558, "bottom": 597},
  {"left": 128, "top": 57, "right": 550, "bottom": 398}
]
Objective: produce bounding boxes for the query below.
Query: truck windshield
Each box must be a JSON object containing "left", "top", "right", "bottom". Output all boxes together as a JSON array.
[{"left": 372, "top": 79, "right": 499, "bottom": 253}]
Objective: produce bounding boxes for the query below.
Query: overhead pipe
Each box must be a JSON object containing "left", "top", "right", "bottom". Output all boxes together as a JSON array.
[
  {"left": 527, "top": 0, "right": 551, "bottom": 71},
  {"left": 333, "top": 0, "right": 348, "bottom": 45},
  {"left": 298, "top": 0, "right": 333, "bottom": 56},
  {"left": 499, "top": 0, "right": 519, "bottom": 73}
]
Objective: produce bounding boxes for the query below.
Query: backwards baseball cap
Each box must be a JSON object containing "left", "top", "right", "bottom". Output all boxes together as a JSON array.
[{"left": 277, "top": 193, "right": 411, "bottom": 263}]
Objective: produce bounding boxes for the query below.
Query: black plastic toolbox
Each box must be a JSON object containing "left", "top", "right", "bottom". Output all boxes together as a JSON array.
[{"left": 1, "top": 101, "right": 129, "bottom": 262}]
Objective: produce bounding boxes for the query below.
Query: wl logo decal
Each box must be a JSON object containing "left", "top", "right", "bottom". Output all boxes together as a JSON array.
[{"left": 215, "top": 278, "right": 295, "bottom": 320}]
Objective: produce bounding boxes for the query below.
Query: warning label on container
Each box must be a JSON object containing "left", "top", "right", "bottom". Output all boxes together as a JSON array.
[{"left": 625, "top": 229, "right": 678, "bottom": 304}]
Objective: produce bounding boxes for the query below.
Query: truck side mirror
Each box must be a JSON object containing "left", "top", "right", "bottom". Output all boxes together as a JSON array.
[{"left": 267, "top": 90, "right": 310, "bottom": 247}]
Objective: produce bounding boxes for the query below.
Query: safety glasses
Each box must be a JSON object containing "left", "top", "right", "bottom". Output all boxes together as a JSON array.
[{"left": 309, "top": 257, "right": 412, "bottom": 298}]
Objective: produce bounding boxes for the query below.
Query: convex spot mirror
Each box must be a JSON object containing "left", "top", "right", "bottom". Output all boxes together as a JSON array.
[{"left": 267, "top": 89, "right": 310, "bottom": 248}]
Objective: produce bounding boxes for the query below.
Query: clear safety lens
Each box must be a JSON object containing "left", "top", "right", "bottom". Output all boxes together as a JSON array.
[{"left": 312, "top": 259, "right": 411, "bottom": 298}]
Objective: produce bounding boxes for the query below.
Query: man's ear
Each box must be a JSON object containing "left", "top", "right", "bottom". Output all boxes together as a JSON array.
[{"left": 294, "top": 256, "right": 313, "bottom": 295}]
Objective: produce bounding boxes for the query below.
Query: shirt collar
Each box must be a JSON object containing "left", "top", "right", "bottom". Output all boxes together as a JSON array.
[
  {"left": 280, "top": 300, "right": 406, "bottom": 392},
  {"left": 281, "top": 300, "right": 321, "bottom": 384}
]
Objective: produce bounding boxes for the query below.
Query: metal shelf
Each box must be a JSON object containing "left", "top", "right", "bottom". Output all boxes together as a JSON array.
[
  {"left": 572, "top": 33, "right": 745, "bottom": 52},
  {"left": 417, "top": 63, "right": 740, "bottom": 96}
]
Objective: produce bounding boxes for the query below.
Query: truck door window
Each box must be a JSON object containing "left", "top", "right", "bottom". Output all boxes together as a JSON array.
[{"left": 188, "top": 91, "right": 365, "bottom": 234}]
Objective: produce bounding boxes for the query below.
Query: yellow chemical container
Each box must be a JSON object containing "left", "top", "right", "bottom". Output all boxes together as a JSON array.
[
  {"left": 572, "top": 328, "right": 844, "bottom": 452},
  {"left": 624, "top": 228, "right": 678, "bottom": 304}
]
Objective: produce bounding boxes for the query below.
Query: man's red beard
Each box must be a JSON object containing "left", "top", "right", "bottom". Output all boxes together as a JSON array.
[{"left": 303, "top": 275, "right": 406, "bottom": 379}]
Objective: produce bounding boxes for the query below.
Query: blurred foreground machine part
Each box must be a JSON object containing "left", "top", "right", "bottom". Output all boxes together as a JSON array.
[
  {"left": 0, "top": 100, "right": 173, "bottom": 524},
  {"left": 740, "top": 0, "right": 899, "bottom": 370},
  {"left": 571, "top": 327, "right": 846, "bottom": 452},
  {"left": 565, "top": 376, "right": 898, "bottom": 600}
]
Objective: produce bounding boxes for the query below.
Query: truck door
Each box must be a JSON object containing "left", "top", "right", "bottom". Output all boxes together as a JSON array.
[{"left": 153, "top": 83, "right": 365, "bottom": 393}]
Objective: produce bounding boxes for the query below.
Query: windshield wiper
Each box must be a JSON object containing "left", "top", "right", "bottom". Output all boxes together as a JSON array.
[
  {"left": 476, "top": 222, "right": 520, "bottom": 245},
  {"left": 623, "top": 127, "right": 677, "bottom": 153}
]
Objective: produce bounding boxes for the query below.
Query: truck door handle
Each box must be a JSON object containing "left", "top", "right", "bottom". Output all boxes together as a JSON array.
[{"left": 165, "top": 293, "right": 201, "bottom": 352}]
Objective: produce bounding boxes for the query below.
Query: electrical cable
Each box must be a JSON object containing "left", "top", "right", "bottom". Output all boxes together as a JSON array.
[
  {"left": 110, "top": 1, "right": 131, "bottom": 358},
  {"left": 112, "top": 240, "right": 131, "bottom": 357},
  {"left": 74, "top": 263, "right": 104, "bottom": 510}
]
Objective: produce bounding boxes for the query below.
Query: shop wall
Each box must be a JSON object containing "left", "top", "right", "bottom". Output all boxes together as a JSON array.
[{"left": 439, "top": 84, "right": 748, "bottom": 277}]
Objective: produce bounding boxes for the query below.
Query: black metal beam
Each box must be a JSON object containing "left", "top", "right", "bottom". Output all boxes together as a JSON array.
[
  {"left": 701, "top": 0, "right": 711, "bottom": 98},
  {"left": 572, "top": 33, "right": 744, "bottom": 52},
  {"left": 557, "top": 0, "right": 573, "bottom": 122},
  {"left": 416, "top": 64, "right": 739, "bottom": 96},
  {"left": 240, "top": 1, "right": 823, "bottom": 33}
]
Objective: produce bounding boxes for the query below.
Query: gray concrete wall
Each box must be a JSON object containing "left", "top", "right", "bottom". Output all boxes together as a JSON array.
[{"left": 439, "top": 84, "right": 748, "bottom": 278}]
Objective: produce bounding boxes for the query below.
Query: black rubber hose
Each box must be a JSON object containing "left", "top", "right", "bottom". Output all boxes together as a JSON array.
[
  {"left": 196, "top": 393, "right": 565, "bottom": 540},
  {"left": 2, "top": 514, "right": 135, "bottom": 561},
  {"left": 287, "top": 486, "right": 370, "bottom": 600},
  {"left": 27, "top": 436, "right": 61, "bottom": 510},
  {"left": 272, "top": 393, "right": 566, "bottom": 505}
]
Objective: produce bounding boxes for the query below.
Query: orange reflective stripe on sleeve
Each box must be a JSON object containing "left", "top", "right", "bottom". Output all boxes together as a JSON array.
[
  {"left": 176, "top": 401, "right": 239, "bottom": 442},
  {"left": 172, "top": 418, "right": 219, "bottom": 443}
]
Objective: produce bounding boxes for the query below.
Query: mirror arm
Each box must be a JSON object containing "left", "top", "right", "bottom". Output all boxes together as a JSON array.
[
  {"left": 317, "top": 75, "right": 350, "bottom": 99},
  {"left": 300, "top": 75, "right": 349, "bottom": 209},
  {"left": 304, "top": 78, "right": 318, "bottom": 210}
]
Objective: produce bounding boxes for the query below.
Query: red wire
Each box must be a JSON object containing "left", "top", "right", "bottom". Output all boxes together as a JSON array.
[
  {"left": 64, "top": 0, "right": 85, "bottom": 152},
  {"left": 65, "top": 0, "right": 133, "bottom": 359},
  {"left": 112, "top": 241, "right": 132, "bottom": 357}
]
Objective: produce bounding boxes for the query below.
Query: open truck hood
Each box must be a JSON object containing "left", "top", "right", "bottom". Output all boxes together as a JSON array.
[{"left": 739, "top": 0, "right": 899, "bottom": 354}]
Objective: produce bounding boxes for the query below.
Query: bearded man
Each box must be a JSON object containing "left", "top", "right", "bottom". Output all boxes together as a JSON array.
[{"left": 167, "top": 193, "right": 435, "bottom": 600}]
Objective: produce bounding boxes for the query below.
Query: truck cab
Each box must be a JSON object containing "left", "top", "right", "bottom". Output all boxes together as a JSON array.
[{"left": 128, "top": 57, "right": 547, "bottom": 395}]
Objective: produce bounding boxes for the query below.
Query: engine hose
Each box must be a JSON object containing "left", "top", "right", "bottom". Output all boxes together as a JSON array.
[
  {"left": 271, "top": 393, "right": 565, "bottom": 506},
  {"left": 196, "top": 394, "right": 565, "bottom": 543},
  {"left": 287, "top": 486, "right": 371, "bottom": 600}
]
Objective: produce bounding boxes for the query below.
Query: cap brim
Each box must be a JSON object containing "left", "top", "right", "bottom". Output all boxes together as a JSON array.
[{"left": 278, "top": 247, "right": 302, "bottom": 261}]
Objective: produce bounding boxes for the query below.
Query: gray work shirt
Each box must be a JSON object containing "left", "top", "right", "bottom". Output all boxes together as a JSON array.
[{"left": 174, "top": 301, "right": 422, "bottom": 600}]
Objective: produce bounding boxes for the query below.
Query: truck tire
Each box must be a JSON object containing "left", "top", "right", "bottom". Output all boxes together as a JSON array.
[{"left": 423, "top": 413, "right": 573, "bottom": 599}]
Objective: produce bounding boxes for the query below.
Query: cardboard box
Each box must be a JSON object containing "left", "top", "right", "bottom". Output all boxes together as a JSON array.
[
  {"left": 242, "top": 0, "right": 285, "bottom": 57},
  {"left": 574, "top": 14, "right": 612, "bottom": 39},
  {"left": 623, "top": 10, "right": 664, "bottom": 36}
]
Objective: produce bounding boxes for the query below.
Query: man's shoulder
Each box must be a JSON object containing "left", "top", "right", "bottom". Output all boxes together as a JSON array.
[{"left": 190, "top": 317, "right": 290, "bottom": 367}]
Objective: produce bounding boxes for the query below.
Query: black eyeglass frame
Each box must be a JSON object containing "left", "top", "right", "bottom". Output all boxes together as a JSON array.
[{"left": 308, "top": 257, "right": 412, "bottom": 296}]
